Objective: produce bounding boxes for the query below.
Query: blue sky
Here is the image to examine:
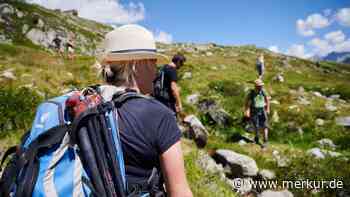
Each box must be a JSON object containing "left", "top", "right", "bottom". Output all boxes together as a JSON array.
[{"left": 28, "top": 0, "right": 350, "bottom": 58}]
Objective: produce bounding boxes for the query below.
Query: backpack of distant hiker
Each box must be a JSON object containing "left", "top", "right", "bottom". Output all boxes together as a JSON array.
[
  {"left": 153, "top": 66, "right": 170, "bottom": 101},
  {"left": 0, "top": 86, "right": 163, "bottom": 197},
  {"left": 249, "top": 89, "right": 266, "bottom": 109}
]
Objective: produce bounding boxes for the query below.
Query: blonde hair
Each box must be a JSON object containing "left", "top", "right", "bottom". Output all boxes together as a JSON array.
[
  {"left": 258, "top": 54, "right": 264, "bottom": 63},
  {"left": 101, "top": 59, "right": 157, "bottom": 87}
]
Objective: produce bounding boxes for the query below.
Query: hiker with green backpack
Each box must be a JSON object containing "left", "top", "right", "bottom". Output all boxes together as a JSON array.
[{"left": 244, "top": 79, "right": 270, "bottom": 148}]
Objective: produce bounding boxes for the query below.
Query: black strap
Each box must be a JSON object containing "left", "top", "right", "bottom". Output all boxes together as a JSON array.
[
  {"left": 0, "top": 146, "right": 18, "bottom": 171},
  {"left": 112, "top": 91, "right": 149, "bottom": 108}
]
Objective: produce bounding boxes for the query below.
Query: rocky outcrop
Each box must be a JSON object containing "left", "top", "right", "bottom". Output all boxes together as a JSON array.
[
  {"left": 183, "top": 115, "right": 208, "bottom": 148},
  {"left": 198, "top": 99, "right": 233, "bottom": 127},
  {"left": 213, "top": 149, "right": 258, "bottom": 177}
]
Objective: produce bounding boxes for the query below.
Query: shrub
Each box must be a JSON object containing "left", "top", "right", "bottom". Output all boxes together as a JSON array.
[{"left": 0, "top": 87, "right": 42, "bottom": 133}]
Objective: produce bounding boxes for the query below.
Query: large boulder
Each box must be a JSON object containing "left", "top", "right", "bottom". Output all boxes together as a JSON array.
[
  {"left": 258, "top": 190, "right": 294, "bottom": 197},
  {"left": 183, "top": 115, "right": 208, "bottom": 148},
  {"left": 198, "top": 99, "right": 233, "bottom": 127},
  {"left": 196, "top": 151, "right": 225, "bottom": 179},
  {"left": 213, "top": 149, "right": 258, "bottom": 177},
  {"left": 307, "top": 148, "right": 325, "bottom": 159},
  {"left": 26, "top": 28, "right": 57, "bottom": 48}
]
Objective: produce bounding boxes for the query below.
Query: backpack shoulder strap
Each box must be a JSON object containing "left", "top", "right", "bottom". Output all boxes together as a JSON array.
[{"left": 112, "top": 90, "right": 150, "bottom": 108}]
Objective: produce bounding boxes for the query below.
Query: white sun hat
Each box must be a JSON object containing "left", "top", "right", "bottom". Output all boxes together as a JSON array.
[{"left": 99, "top": 24, "right": 167, "bottom": 64}]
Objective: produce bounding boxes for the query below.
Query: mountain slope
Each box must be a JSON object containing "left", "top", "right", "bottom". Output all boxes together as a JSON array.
[
  {"left": 322, "top": 51, "right": 350, "bottom": 64},
  {"left": 1, "top": 1, "right": 350, "bottom": 197}
]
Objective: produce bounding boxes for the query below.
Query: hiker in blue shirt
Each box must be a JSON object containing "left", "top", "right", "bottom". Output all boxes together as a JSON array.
[{"left": 244, "top": 79, "right": 270, "bottom": 148}]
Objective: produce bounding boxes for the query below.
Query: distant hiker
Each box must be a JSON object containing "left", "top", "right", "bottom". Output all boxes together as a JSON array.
[
  {"left": 153, "top": 54, "right": 186, "bottom": 114},
  {"left": 244, "top": 79, "right": 270, "bottom": 148},
  {"left": 52, "top": 35, "right": 63, "bottom": 56},
  {"left": 256, "top": 54, "right": 265, "bottom": 79},
  {"left": 66, "top": 38, "right": 75, "bottom": 60},
  {"left": 98, "top": 25, "right": 192, "bottom": 196}
]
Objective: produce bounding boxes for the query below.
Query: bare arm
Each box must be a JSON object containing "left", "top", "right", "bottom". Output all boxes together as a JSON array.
[
  {"left": 244, "top": 94, "right": 251, "bottom": 117},
  {"left": 265, "top": 95, "right": 270, "bottom": 114},
  {"left": 171, "top": 81, "right": 182, "bottom": 112},
  {"left": 160, "top": 141, "right": 192, "bottom": 197}
]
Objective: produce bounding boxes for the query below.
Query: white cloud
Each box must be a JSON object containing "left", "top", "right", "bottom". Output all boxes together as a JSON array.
[
  {"left": 335, "top": 8, "right": 350, "bottom": 26},
  {"left": 286, "top": 44, "right": 312, "bottom": 59},
  {"left": 308, "top": 38, "right": 332, "bottom": 57},
  {"left": 268, "top": 45, "right": 279, "bottom": 53},
  {"left": 26, "top": 0, "right": 145, "bottom": 24},
  {"left": 296, "top": 13, "right": 330, "bottom": 36},
  {"left": 154, "top": 31, "right": 173, "bottom": 44},
  {"left": 324, "top": 30, "right": 345, "bottom": 44}
]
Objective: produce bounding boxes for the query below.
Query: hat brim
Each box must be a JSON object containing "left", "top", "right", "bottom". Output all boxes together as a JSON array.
[{"left": 101, "top": 51, "right": 169, "bottom": 64}]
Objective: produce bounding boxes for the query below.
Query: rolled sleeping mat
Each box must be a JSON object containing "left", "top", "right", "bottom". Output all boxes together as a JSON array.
[{"left": 78, "top": 126, "right": 107, "bottom": 197}]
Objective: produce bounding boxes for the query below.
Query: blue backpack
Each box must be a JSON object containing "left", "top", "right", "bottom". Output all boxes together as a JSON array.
[{"left": 0, "top": 88, "right": 158, "bottom": 197}]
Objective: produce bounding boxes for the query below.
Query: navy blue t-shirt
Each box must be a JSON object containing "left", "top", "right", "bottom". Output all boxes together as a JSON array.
[{"left": 117, "top": 97, "right": 181, "bottom": 183}]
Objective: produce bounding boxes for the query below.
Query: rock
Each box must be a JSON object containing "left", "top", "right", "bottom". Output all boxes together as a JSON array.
[
  {"left": 325, "top": 102, "right": 337, "bottom": 112},
  {"left": 258, "top": 190, "right": 293, "bottom": 197},
  {"left": 26, "top": 28, "right": 57, "bottom": 48},
  {"left": 213, "top": 149, "right": 258, "bottom": 177},
  {"left": 329, "top": 94, "right": 341, "bottom": 100},
  {"left": 270, "top": 100, "right": 280, "bottom": 105},
  {"left": 206, "top": 51, "right": 213, "bottom": 56},
  {"left": 183, "top": 115, "right": 208, "bottom": 148},
  {"left": 297, "top": 127, "right": 304, "bottom": 136},
  {"left": 307, "top": 148, "right": 325, "bottom": 159},
  {"left": 274, "top": 74, "right": 284, "bottom": 83},
  {"left": 298, "top": 86, "right": 305, "bottom": 93},
  {"left": 315, "top": 118, "right": 325, "bottom": 126},
  {"left": 272, "top": 111, "right": 280, "bottom": 123},
  {"left": 297, "top": 96, "right": 310, "bottom": 105},
  {"left": 238, "top": 140, "right": 247, "bottom": 146},
  {"left": 1, "top": 69, "right": 16, "bottom": 80},
  {"left": 324, "top": 150, "right": 342, "bottom": 158},
  {"left": 37, "top": 18, "right": 45, "bottom": 28},
  {"left": 258, "top": 169, "right": 276, "bottom": 180},
  {"left": 272, "top": 150, "right": 290, "bottom": 167},
  {"left": 0, "top": 4, "right": 14, "bottom": 15},
  {"left": 317, "top": 138, "right": 336, "bottom": 150},
  {"left": 16, "top": 10, "right": 24, "bottom": 18},
  {"left": 313, "top": 91, "right": 324, "bottom": 98},
  {"left": 197, "top": 151, "right": 225, "bottom": 178},
  {"left": 182, "top": 72, "right": 192, "bottom": 79},
  {"left": 336, "top": 116, "right": 350, "bottom": 127},
  {"left": 198, "top": 99, "right": 233, "bottom": 127},
  {"left": 22, "top": 24, "right": 29, "bottom": 34},
  {"left": 186, "top": 93, "right": 200, "bottom": 105}
]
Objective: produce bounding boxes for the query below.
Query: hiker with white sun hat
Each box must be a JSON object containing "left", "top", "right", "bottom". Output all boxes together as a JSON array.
[
  {"left": 97, "top": 24, "right": 193, "bottom": 197},
  {"left": 244, "top": 78, "right": 270, "bottom": 149}
]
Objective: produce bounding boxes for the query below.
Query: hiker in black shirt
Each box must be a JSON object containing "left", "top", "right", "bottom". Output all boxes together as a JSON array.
[
  {"left": 157, "top": 54, "right": 186, "bottom": 113},
  {"left": 52, "top": 35, "right": 63, "bottom": 56},
  {"left": 98, "top": 25, "right": 192, "bottom": 197}
]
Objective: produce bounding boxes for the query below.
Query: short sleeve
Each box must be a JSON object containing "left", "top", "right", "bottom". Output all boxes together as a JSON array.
[
  {"left": 156, "top": 112, "right": 181, "bottom": 154},
  {"left": 168, "top": 68, "right": 177, "bottom": 82}
]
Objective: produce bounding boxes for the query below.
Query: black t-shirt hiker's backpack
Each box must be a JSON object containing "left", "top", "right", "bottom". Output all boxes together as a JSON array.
[{"left": 153, "top": 66, "right": 170, "bottom": 101}]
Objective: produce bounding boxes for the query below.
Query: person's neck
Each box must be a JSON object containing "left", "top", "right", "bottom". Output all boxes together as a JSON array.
[{"left": 168, "top": 62, "right": 176, "bottom": 68}]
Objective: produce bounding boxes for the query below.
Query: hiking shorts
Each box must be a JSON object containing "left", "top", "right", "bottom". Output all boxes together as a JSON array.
[{"left": 251, "top": 109, "right": 268, "bottom": 130}]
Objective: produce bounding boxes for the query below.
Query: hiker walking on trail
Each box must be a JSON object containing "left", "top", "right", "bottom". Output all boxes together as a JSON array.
[
  {"left": 244, "top": 79, "right": 270, "bottom": 148},
  {"left": 256, "top": 54, "right": 265, "bottom": 79},
  {"left": 66, "top": 38, "right": 75, "bottom": 60},
  {"left": 52, "top": 35, "right": 63, "bottom": 56},
  {"left": 98, "top": 25, "right": 192, "bottom": 197},
  {"left": 153, "top": 54, "right": 186, "bottom": 114}
]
